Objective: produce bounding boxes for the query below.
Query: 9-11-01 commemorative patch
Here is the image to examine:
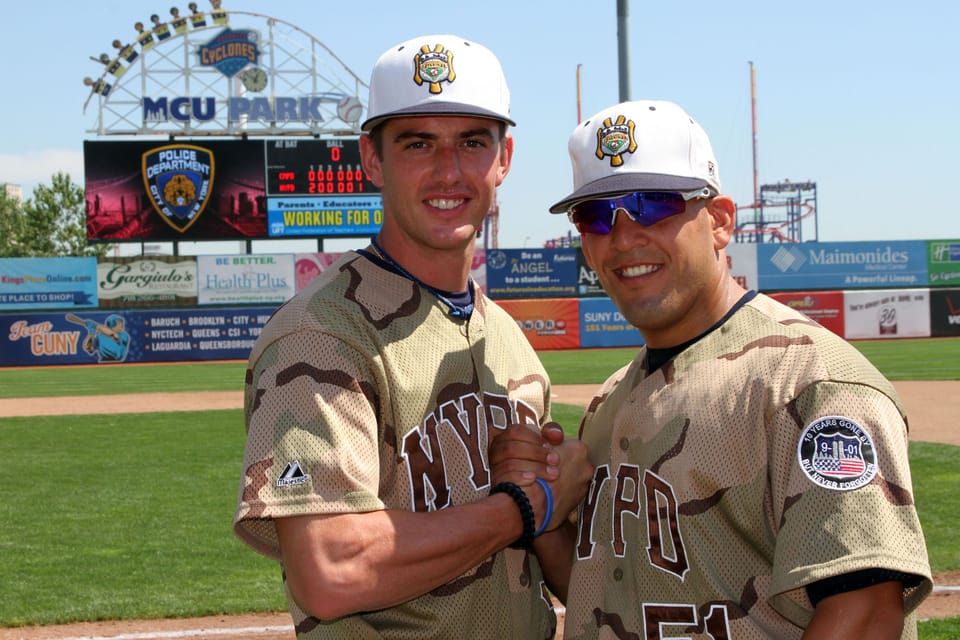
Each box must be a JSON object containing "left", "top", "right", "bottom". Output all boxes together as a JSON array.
[{"left": 797, "top": 416, "right": 877, "bottom": 491}]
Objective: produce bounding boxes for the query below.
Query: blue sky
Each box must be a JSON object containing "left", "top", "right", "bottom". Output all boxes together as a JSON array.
[{"left": 1, "top": 1, "right": 957, "bottom": 252}]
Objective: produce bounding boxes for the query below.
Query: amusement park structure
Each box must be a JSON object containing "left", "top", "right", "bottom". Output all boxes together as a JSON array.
[
  {"left": 82, "top": 4, "right": 367, "bottom": 138},
  {"left": 734, "top": 62, "right": 818, "bottom": 244}
]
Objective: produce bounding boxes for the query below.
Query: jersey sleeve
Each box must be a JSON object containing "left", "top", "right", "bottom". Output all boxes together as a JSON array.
[
  {"left": 767, "top": 379, "right": 932, "bottom": 625},
  {"left": 233, "top": 329, "right": 384, "bottom": 560}
]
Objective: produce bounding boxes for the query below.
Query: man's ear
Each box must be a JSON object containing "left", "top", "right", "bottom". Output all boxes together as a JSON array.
[
  {"left": 359, "top": 134, "right": 385, "bottom": 189},
  {"left": 495, "top": 133, "right": 514, "bottom": 187},
  {"left": 708, "top": 195, "right": 737, "bottom": 249}
]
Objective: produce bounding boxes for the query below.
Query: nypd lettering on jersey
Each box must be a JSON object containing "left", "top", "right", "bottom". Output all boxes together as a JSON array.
[{"left": 797, "top": 415, "right": 877, "bottom": 490}]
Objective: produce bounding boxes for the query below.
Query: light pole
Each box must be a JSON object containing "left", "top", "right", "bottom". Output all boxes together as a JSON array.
[{"left": 617, "top": 0, "right": 630, "bottom": 102}]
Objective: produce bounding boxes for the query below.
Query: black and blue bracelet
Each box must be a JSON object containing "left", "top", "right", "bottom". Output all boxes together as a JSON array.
[{"left": 490, "top": 482, "right": 536, "bottom": 549}]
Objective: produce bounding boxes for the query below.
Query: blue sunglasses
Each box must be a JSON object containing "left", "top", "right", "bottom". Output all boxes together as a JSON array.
[{"left": 568, "top": 188, "right": 715, "bottom": 235}]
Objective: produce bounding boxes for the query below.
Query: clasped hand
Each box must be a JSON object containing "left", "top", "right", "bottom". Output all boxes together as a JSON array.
[{"left": 489, "top": 422, "right": 593, "bottom": 533}]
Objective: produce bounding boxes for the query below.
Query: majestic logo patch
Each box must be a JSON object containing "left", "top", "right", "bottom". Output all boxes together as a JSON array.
[
  {"left": 595, "top": 115, "right": 638, "bottom": 167},
  {"left": 797, "top": 416, "right": 877, "bottom": 491},
  {"left": 277, "top": 460, "right": 309, "bottom": 488},
  {"left": 142, "top": 144, "right": 214, "bottom": 233},
  {"left": 414, "top": 43, "right": 456, "bottom": 94}
]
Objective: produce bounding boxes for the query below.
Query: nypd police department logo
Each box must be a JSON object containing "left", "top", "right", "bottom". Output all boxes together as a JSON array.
[
  {"left": 797, "top": 415, "right": 877, "bottom": 491},
  {"left": 595, "top": 115, "right": 638, "bottom": 167},
  {"left": 142, "top": 144, "right": 215, "bottom": 233}
]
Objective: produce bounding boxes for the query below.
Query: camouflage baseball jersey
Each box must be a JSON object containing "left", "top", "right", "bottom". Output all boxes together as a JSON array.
[
  {"left": 234, "top": 249, "right": 556, "bottom": 639},
  {"left": 564, "top": 293, "right": 932, "bottom": 640}
]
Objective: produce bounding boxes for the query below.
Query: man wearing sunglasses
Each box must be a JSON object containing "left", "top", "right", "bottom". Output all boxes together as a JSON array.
[{"left": 493, "top": 100, "right": 931, "bottom": 638}]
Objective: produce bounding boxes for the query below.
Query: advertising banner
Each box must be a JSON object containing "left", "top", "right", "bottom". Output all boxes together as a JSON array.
[
  {"left": 579, "top": 297, "right": 645, "bottom": 348},
  {"left": 727, "top": 242, "right": 759, "bottom": 291},
  {"left": 197, "top": 254, "right": 294, "bottom": 305},
  {"left": 267, "top": 195, "right": 383, "bottom": 237},
  {"left": 0, "top": 307, "right": 275, "bottom": 366},
  {"left": 929, "top": 288, "right": 960, "bottom": 337},
  {"left": 496, "top": 298, "right": 580, "bottom": 350},
  {"left": 471, "top": 248, "right": 488, "bottom": 295},
  {"left": 485, "top": 248, "right": 578, "bottom": 299},
  {"left": 0, "top": 257, "right": 97, "bottom": 311},
  {"left": 928, "top": 240, "right": 960, "bottom": 287},
  {"left": 768, "top": 290, "right": 845, "bottom": 336},
  {"left": 294, "top": 252, "right": 345, "bottom": 291},
  {"left": 843, "top": 289, "right": 930, "bottom": 340},
  {"left": 574, "top": 248, "right": 605, "bottom": 298},
  {"left": 758, "top": 241, "right": 928, "bottom": 291},
  {"left": 97, "top": 256, "right": 198, "bottom": 307}
]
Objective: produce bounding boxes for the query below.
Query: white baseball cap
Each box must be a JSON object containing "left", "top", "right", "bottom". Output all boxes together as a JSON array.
[
  {"left": 361, "top": 34, "right": 515, "bottom": 132},
  {"left": 549, "top": 100, "right": 720, "bottom": 214}
]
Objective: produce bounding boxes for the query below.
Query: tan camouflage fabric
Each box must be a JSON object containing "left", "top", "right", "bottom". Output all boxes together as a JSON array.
[
  {"left": 564, "top": 293, "right": 932, "bottom": 640},
  {"left": 234, "top": 249, "right": 556, "bottom": 639}
]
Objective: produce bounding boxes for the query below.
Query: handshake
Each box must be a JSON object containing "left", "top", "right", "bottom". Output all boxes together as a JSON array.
[{"left": 488, "top": 422, "right": 593, "bottom": 548}]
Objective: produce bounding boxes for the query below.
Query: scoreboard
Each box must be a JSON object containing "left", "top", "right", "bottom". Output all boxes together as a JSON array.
[
  {"left": 84, "top": 138, "right": 384, "bottom": 241},
  {"left": 263, "top": 138, "right": 383, "bottom": 237},
  {"left": 266, "top": 138, "right": 378, "bottom": 197}
]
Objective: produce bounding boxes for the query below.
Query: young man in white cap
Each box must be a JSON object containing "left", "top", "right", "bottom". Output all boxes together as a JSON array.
[
  {"left": 233, "top": 35, "right": 590, "bottom": 639},
  {"left": 495, "top": 100, "right": 931, "bottom": 638}
]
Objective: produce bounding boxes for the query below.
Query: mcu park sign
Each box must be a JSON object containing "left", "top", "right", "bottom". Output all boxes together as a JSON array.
[
  {"left": 140, "top": 25, "right": 346, "bottom": 125},
  {"left": 142, "top": 94, "right": 339, "bottom": 124}
]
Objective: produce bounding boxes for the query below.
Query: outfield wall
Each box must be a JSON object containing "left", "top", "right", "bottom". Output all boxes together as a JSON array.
[{"left": 3, "top": 240, "right": 960, "bottom": 366}]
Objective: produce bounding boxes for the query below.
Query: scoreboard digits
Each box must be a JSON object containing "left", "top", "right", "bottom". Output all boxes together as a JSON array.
[{"left": 266, "top": 138, "right": 378, "bottom": 196}]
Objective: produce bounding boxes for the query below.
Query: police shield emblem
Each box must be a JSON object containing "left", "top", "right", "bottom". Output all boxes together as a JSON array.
[
  {"left": 797, "top": 416, "right": 877, "bottom": 491},
  {"left": 414, "top": 44, "right": 455, "bottom": 94},
  {"left": 142, "top": 144, "right": 215, "bottom": 233},
  {"left": 595, "top": 116, "right": 638, "bottom": 167}
]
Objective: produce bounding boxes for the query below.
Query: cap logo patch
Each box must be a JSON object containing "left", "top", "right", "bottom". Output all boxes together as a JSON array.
[
  {"left": 797, "top": 416, "right": 877, "bottom": 491},
  {"left": 414, "top": 44, "right": 456, "bottom": 94},
  {"left": 595, "top": 115, "right": 638, "bottom": 167}
]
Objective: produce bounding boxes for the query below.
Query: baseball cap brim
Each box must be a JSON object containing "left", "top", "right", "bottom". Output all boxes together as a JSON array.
[
  {"left": 548, "top": 173, "right": 708, "bottom": 214},
  {"left": 361, "top": 101, "right": 516, "bottom": 132}
]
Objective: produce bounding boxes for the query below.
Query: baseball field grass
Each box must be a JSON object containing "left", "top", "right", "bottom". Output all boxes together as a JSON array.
[
  {"left": 3, "top": 336, "right": 958, "bottom": 400},
  {"left": 0, "top": 338, "right": 957, "bottom": 635}
]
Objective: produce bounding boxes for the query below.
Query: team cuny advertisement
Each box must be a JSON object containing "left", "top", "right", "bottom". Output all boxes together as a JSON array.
[{"left": 1, "top": 307, "right": 276, "bottom": 366}]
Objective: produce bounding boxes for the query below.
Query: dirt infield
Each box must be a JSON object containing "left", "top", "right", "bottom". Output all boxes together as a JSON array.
[
  {"left": 2, "top": 381, "right": 958, "bottom": 446},
  {"left": 553, "top": 381, "right": 960, "bottom": 447},
  {"left": 0, "top": 382, "right": 957, "bottom": 639}
]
